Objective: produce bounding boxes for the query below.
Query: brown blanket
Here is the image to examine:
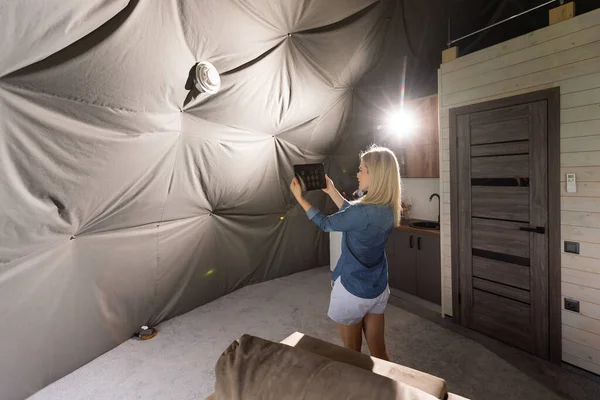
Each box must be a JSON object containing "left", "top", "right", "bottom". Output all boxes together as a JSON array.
[{"left": 211, "top": 335, "right": 437, "bottom": 400}]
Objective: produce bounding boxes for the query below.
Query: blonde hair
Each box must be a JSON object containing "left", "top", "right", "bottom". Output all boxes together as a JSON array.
[{"left": 354, "top": 145, "right": 402, "bottom": 227}]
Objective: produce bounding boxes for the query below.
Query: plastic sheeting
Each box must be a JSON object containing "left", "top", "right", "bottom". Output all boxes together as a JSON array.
[{"left": 0, "top": 0, "right": 402, "bottom": 398}]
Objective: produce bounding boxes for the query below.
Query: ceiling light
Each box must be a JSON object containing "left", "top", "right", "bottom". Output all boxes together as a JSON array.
[
  {"left": 195, "top": 61, "right": 221, "bottom": 94},
  {"left": 385, "top": 109, "right": 417, "bottom": 136}
]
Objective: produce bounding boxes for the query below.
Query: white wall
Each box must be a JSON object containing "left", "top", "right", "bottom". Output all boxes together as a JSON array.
[
  {"left": 401, "top": 178, "right": 440, "bottom": 221},
  {"left": 438, "top": 8, "right": 600, "bottom": 375}
]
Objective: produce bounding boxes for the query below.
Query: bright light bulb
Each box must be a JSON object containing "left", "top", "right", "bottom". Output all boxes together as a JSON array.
[
  {"left": 207, "top": 68, "right": 219, "bottom": 84},
  {"left": 386, "top": 110, "right": 417, "bottom": 136}
]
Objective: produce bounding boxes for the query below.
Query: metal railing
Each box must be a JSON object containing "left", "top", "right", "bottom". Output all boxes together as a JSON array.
[{"left": 447, "top": 0, "right": 564, "bottom": 47}]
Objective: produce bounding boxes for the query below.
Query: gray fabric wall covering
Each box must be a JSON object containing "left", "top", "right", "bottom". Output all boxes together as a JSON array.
[{"left": 0, "top": 1, "right": 404, "bottom": 398}]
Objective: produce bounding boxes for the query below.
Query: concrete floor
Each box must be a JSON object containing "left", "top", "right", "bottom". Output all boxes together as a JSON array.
[{"left": 29, "top": 267, "right": 600, "bottom": 400}]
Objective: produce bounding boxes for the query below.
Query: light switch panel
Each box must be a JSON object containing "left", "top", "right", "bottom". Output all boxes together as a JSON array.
[{"left": 566, "top": 173, "right": 576, "bottom": 193}]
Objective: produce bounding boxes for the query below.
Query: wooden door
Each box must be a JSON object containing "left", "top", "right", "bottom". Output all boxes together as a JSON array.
[{"left": 449, "top": 89, "right": 561, "bottom": 361}]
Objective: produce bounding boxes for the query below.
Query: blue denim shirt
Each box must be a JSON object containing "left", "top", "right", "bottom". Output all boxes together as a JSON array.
[{"left": 306, "top": 200, "right": 394, "bottom": 299}]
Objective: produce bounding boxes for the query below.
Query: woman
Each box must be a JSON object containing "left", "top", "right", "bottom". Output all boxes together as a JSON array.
[{"left": 290, "top": 145, "right": 401, "bottom": 361}]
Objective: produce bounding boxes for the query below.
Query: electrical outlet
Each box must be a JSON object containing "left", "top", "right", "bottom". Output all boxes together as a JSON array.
[
  {"left": 565, "top": 298, "right": 580, "bottom": 313},
  {"left": 564, "top": 241, "right": 580, "bottom": 254}
]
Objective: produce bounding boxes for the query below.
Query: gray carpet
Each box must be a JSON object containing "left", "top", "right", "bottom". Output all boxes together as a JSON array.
[{"left": 29, "top": 267, "right": 599, "bottom": 400}]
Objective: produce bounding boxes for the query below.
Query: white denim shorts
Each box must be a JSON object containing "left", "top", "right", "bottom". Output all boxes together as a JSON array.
[{"left": 327, "top": 276, "right": 390, "bottom": 326}]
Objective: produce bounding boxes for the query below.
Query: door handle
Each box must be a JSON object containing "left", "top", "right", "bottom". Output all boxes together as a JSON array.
[
  {"left": 417, "top": 237, "right": 422, "bottom": 250},
  {"left": 409, "top": 236, "right": 413, "bottom": 249},
  {"left": 519, "top": 226, "right": 545, "bottom": 234}
]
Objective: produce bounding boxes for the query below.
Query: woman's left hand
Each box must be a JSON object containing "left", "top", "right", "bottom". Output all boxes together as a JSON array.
[{"left": 290, "top": 177, "right": 303, "bottom": 199}]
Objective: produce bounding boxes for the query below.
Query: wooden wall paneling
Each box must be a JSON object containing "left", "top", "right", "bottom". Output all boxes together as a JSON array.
[
  {"left": 440, "top": 9, "right": 600, "bottom": 75},
  {"left": 563, "top": 309, "right": 600, "bottom": 334},
  {"left": 561, "top": 253, "right": 600, "bottom": 273},
  {"left": 562, "top": 268, "right": 600, "bottom": 290},
  {"left": 562, "top": 120, "right": 600, "bottom": 139},
  {"left": 562, "top": 87, "right": 600, "bottom": 108},
  {"left": 442, "top": 38, "right": 600, "bottom": 96},
  {"left": 549, "top": 2, "right": 576, "bottom": 26},
  {"left": 566, "top": 298, "right": 600, "bottom": 321},
  {"left": 563, "top": 339, "right": 600, "bottom": 365},
  {"left": 561, "top": 211, "right": 600, "bottom": 228},
  {"left": 561, "top": 71, "right": 600, "bottom": 94},
  {"left": 559, "top": 166, "right": 600, "bottom": 181},
  {"left": 562, "top": 197, "right": 600, "bottom": 213},
  {"left": 561, "top": 182, "right": 600, "bottom": 197},
  {"left": 440, "top": 82, "right": 556, "bottom": 116},
  {"left": 441, "top": 9, "right": 600, "bottom": 372},
  {"left": 561, "top": 135, "right": 600, "bottom": 153},
  {"left": 561, "top": 151, "right": 600, "bottom": 167},
  {"left": 444, "top": 56, "right": 600, "bottom": 107},
  {"left": 444, "top": 23, "right": 600, "bottom": 84},
  {"left": 562, "top": 281, "right": 600, "bottom": 305},
  {"left": 563, "top": 325, "right": 600, "bottom": 353},
  {"left": 562, "top": 103, "right": 600, "bottom": 124}
]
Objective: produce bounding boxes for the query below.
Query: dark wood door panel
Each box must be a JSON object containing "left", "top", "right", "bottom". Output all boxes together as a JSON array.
[
  {"left": 470, "top": 140, "right": 529, "bottom": 157},
  {"left": 472, "top": 255, "right": 530, "bottom": 290},
  {"left": 451, "top": 88, "right": 561, "bottom": 363},
  {"left": 471, "top": 155, "right": 529, "bottom": 179},
  {"left": 529, "top": 100, "right": 550, "bottom": 359},
  {"left": 472, "top": 186, "right": 529, "bottom": 221},
  {"left": 469, "top": 104, "right": 530, "bottom": 126},
  {"left": 472, "top": 218, "right": 530, "bottom": 258},
  {"left": 470, "top": 117, "right": 530, "bottom": 145},
  {"left": 473, "top": 277, "right": 530, "bottom": 304},
  {"left": 473, "top": 289, "right": 530, "bottom": 327},
  {"left": 471, "top": 311, "right": 533, "bottom": 353}
]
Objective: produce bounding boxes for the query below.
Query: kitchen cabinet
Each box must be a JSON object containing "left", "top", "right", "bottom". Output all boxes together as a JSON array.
[
  {"left": 405, "top": 95, "right": 439, "bottom": 178},
  {"left": 386, "top": 229, "right": 441, "bottom": 305},
  {"left": 404, "top": 142, "right": 439, "bottom": 178},
  {"left": 382, "top": 95, "right": 439, "bottom": 178}
]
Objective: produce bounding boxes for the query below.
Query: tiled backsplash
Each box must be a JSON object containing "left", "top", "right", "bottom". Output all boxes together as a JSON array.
[{"left": 401, "top": 178, "right": 440, "bottom": 221}]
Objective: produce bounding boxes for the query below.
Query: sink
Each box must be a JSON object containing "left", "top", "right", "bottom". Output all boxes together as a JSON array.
[{"left": 409, "top": 221, "right": 440, "bottom": 230}]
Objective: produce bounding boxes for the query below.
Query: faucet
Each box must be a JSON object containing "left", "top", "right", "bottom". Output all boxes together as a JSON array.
[{"left": 429, "top": 193, "right": 440, "bottom": 224}]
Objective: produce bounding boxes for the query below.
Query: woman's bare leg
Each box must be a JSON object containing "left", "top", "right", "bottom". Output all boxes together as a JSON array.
[
  {"left": 363, "top": 313, "right": 390, "bottom": 361},
  {"left": 337, "top": 321, "right": 363, "bottom": 352}
]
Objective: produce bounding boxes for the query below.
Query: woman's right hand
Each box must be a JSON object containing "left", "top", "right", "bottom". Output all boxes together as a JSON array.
[{"left": 322, "top": 174, "right": 335, "bottom": 195}]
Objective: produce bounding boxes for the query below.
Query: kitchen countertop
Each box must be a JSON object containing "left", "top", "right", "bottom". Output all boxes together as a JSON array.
[{"left": 396, "top": 218, "right": 441, "bottom": 237}]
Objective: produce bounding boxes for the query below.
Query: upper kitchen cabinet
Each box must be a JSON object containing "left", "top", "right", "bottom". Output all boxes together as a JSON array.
[
  {"left": 405, "top": 95, "right": 439, "bottom": 178},
  {"left": 387, "top": 95, "right": 440, "bottom": 178}
]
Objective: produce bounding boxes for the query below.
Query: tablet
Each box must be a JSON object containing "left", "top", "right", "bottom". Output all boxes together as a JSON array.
[{"left": 293, "top": 163, "right": 326, "bottom": 192}]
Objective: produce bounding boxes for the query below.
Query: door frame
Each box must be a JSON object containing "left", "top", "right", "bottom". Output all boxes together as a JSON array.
[{"left": 449, "top": 87, "right": 561, "bottom": 363}]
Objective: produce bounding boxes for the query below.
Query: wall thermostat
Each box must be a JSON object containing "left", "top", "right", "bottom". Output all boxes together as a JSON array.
[{"left": 566, "top": 173, "right": 576, "bottom": 193}]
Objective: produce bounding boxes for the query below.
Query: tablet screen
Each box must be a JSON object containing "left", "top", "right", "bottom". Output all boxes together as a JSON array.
[{"left": 293, "top": 163, "right": 326, "bottom": 191}]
